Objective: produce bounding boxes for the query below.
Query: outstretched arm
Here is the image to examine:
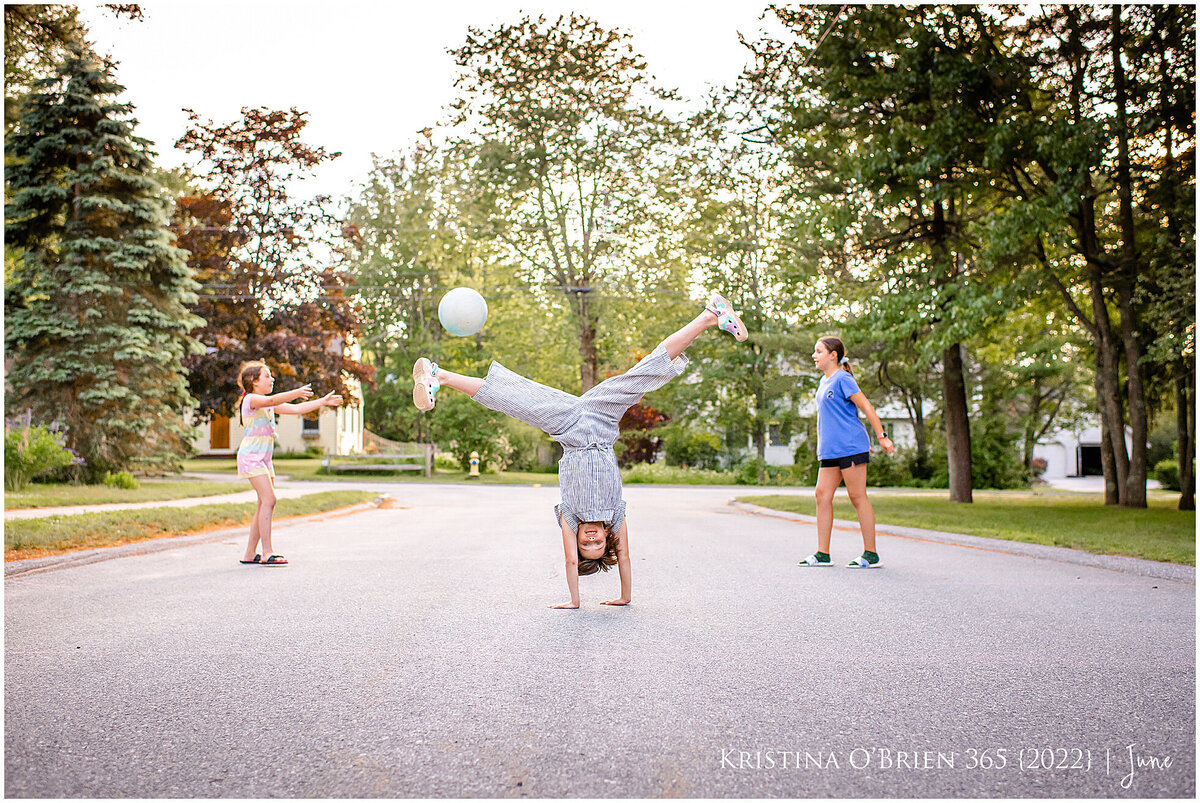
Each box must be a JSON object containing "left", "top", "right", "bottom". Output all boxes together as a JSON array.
[
  {"left": 277, "top": 391, "right": 343, "bottom": 416},
  {"left": 551, "top": 514, "right": 581, "bottom": 609},
  {"left": 601, "top": 519, "right": 631, "bottom": 606},
  {"left": 849, "top": 392, "right": 894, "bottom": 455},
  {"left": 248, "top": 384, "right": 314, "bottom": 410}
]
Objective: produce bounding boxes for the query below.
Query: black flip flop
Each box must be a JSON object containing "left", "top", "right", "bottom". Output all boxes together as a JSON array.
[
  {"left": 261, "top": 555, "right": 288, "bottom": 566},
  {"left": 240, "top": 554, "right": 261, "bottom": 565}
]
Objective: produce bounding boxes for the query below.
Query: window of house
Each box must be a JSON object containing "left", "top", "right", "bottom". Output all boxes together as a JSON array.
[
  {"left": 302, "top": 414, "right": 320, "bottom": 437},
  {"left": 768, "top": 424, "right": 784, "bottom": 445}
]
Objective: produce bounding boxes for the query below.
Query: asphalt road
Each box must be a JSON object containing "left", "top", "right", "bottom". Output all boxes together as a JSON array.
[{"left": 5, "top": 484, "right": 1194, "bottom": 798}]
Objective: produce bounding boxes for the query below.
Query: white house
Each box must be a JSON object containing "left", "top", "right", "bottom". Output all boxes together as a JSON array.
[
  {"left": 755, "top": 399, "right": 926, "bottom": 466},
  {"left": 754, "top": 400, "right": 1130, "bottom": 479},
  {"left": 1033, "top": 418, "right": 1135, "bottom": 479}
]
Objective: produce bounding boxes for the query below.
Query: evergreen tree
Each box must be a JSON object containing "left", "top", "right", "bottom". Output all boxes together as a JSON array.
[{"left": 5, "top": 49, "right": 203, "bottom": 478}]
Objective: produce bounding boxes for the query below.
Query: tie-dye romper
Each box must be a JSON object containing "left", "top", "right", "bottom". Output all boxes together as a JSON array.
[{"left": 237, "top": 396, "right": 277, "bottom": 480}]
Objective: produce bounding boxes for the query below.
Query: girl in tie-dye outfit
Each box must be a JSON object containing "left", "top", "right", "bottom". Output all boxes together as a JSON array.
[{"left": 236, "top": 361, "right": 342, "bottom": 566}]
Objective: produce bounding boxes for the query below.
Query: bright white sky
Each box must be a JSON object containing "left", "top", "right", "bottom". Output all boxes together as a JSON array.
[{"left": 79, "top": 1, "right": 791, "bottom": 207}]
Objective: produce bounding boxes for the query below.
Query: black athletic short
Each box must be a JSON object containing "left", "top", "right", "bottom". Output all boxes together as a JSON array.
[{"left": 819, "top": 451, "right": 870, "bottom": 469}]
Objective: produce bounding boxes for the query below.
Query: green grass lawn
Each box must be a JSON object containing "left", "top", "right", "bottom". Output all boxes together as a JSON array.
[
  {"left": 182, "top": 458, "right": 558, "bottom": 485},
  {"left": 5, "top": 479, "right": 247, "bottom": 510},
  {"left": 5, "top": 490, "right": 377, "bottom": 559},
  {"left": 737, "top": 491, "right": 1196, "bottom": 566}
]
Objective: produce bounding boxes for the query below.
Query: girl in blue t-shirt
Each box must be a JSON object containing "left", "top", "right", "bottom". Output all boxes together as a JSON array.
[{"left": 799, "top": 336, "right": 894, "bottom": 568}]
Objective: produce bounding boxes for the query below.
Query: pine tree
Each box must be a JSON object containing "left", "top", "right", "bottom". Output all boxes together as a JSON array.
[{"left": 5, "top": 49, "right": 204, "bottom": 478}]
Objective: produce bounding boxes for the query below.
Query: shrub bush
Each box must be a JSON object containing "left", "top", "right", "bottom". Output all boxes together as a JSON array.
[
  {"left": 497, "top": 419, "right": 544, "bottom": 472},
  {"left": 622, "top": 462, "right": 737, "bottom": 485},
  {"left": 103, "top": 470, "right": 140, "bottom": 490},
  {"left": 5, "top": 422, "right": 77, "bottom": 490},
  {"left": 970, "top": 422, "right": 1028, "bottom": 490},
  {"left": 735, "top": 458, "right": 801, "bottom": 486},
  {"left": 434, "top": 452, "right": 461, "bottom": 471},
  {"left": 661, "top": 427, "right": 724, "bottom": 471},
  {"left": 864, "top": 450, "right": 922, "bottom": 488},
  {"left": 275, "top": 446, "right": 325, "bottom": 459},
  {"left": 1154, "top": 459, "right": 1181, "bottom": 491}
]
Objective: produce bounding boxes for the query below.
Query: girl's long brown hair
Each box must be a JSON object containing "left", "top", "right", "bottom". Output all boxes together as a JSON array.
[
  {"left": 237, "top": 361, "right": 268, "bottom": 426},
  {"left": 577, "top": 526, "right": 621, "bottom": 576},
  {"left": 818, "top": 336, "right": 853, "bottom": 376}
]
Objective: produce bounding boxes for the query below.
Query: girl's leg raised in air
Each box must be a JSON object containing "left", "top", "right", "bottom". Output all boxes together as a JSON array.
[
  {"left": 418, "top": 356, "right": 582, "bottom": 437},
  {"left": 840, "top": 463, "right": 877, "bottom": 552},
  {"left": 435, "top": 369, "right": 484, "bottom": 397},
  {"left": 661, "top": 309, "right": 720, "bottom": 360},
  {"left": 813, "top": 466, "right": 844, "bottom": 555}
]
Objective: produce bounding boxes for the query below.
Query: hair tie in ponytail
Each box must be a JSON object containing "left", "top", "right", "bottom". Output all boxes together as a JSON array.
[{"left": 839, "top": 356, "right": 849, "bottom": 365}]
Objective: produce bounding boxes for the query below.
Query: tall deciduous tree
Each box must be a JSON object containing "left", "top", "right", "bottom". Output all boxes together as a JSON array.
[
  {"left": 448, "top": 13, "right": 684, "bottom": 391},
  {"left": 676, "top": 90, "right": 808, "bottom": 480},
  {"left": 985, "top": 4, "right": 1194, "bottom": 507},
  {"left": 5, "top": 50, "right": 203, "bottom": 477},
  {"left": 174, "top": 107, "right": 373, "bottom": 419},
  {"left": 752, "top": 5, "right": 1029, "bottom": 502}
]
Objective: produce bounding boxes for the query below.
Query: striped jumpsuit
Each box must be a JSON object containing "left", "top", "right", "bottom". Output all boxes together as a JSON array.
[{"left": 472, "top": 344, "right": 689, "bottom": 535}]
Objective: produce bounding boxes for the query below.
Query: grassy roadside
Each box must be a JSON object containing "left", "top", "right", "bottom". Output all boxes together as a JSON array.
[
  {"left": 737, "top": 492, "right": 1196, "bottom": 566},
  {"left": 5, "top": 480, "right": 247, "bottom": 510},
  {"left": 183, "top": 458, "right": 557, "bottom": 485},
  {"left": 5, "top": 490, "right": 377, "bottom": 561}
]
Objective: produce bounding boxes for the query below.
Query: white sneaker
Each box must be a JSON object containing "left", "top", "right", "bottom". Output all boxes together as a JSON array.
[{"left": 412, "top": 358, "right": 440, "bottom": 411}]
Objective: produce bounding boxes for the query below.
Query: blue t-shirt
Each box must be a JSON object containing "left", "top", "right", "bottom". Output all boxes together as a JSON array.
[{"left": 816, "top": 370, "right": 871, "bottom": 460}]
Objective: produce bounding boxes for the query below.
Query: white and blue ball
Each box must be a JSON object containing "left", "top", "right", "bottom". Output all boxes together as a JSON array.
[{"left": 437, "top": 287, "right": 488, "bottom": 337}]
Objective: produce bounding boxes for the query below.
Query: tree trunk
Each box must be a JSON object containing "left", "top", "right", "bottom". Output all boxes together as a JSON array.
[
  {"left": 756, "top": 366, "right": 768, "bottom": 484},
  {"left": 1100, "top": 415, "right": 1120, "bottom": 505},
  {"left": 1088, "top": 270, "right": 1130, "bottom": 502},
  {"left": 912, "top": 395, "right": 928, "bottom": 463},
  {"left": 575, "top": 290, "right": 599, "bottom": 391},
  {"left": 1065, "top": 6, "right": 1127, "bottom": 505},
  {"left": 943, "top": 343, "right": 973, "bottom": 503},
  {"left": 754, "top": 423, "right": 767, "bottom": 485},
  {"left": 1178, "top": 362, "right": 1195, "bottom": 510},
  {"left": 1023, "top": 376, "right": 1041, "bottom": 470},
  {"left": 1111, "top": 6, "right": 1148, "bottom": 509},
  {"left": 1116, "top": 278, "right": 1148, "bottom": 508}
]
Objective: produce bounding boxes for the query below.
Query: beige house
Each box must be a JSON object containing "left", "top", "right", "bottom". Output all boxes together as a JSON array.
[
  {"left": 190, "top": 398, "right": 363, "bottom": 458},
  {"left": 190, "top": 367, "right": 365, "bottom": 457}
]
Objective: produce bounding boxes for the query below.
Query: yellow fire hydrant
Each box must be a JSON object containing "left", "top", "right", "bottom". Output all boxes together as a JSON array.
[{"left": 468, "top": 450, "right": 480, "bottom": 478}]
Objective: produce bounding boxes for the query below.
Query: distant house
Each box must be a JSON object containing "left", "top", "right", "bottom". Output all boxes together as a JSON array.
[
  {"left": 754, "top": 399, "right": 925, "bottom": 467},
  {"left": 1033, "top": 418, "right": 1134, "bottom": 479},
  {"left": 190, "top": 395, "right": 364, "bottom": 458},
  {"left": 190, "top": 344, "right": 366, "bottom": 457},
  {"left": 753, "top": 401, "right": 1130, "bottom": 479}
]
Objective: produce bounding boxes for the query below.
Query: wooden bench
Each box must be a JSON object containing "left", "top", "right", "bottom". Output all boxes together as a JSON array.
[{"left": 323, "top": 445, "right": 433, "bottom": 477}]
